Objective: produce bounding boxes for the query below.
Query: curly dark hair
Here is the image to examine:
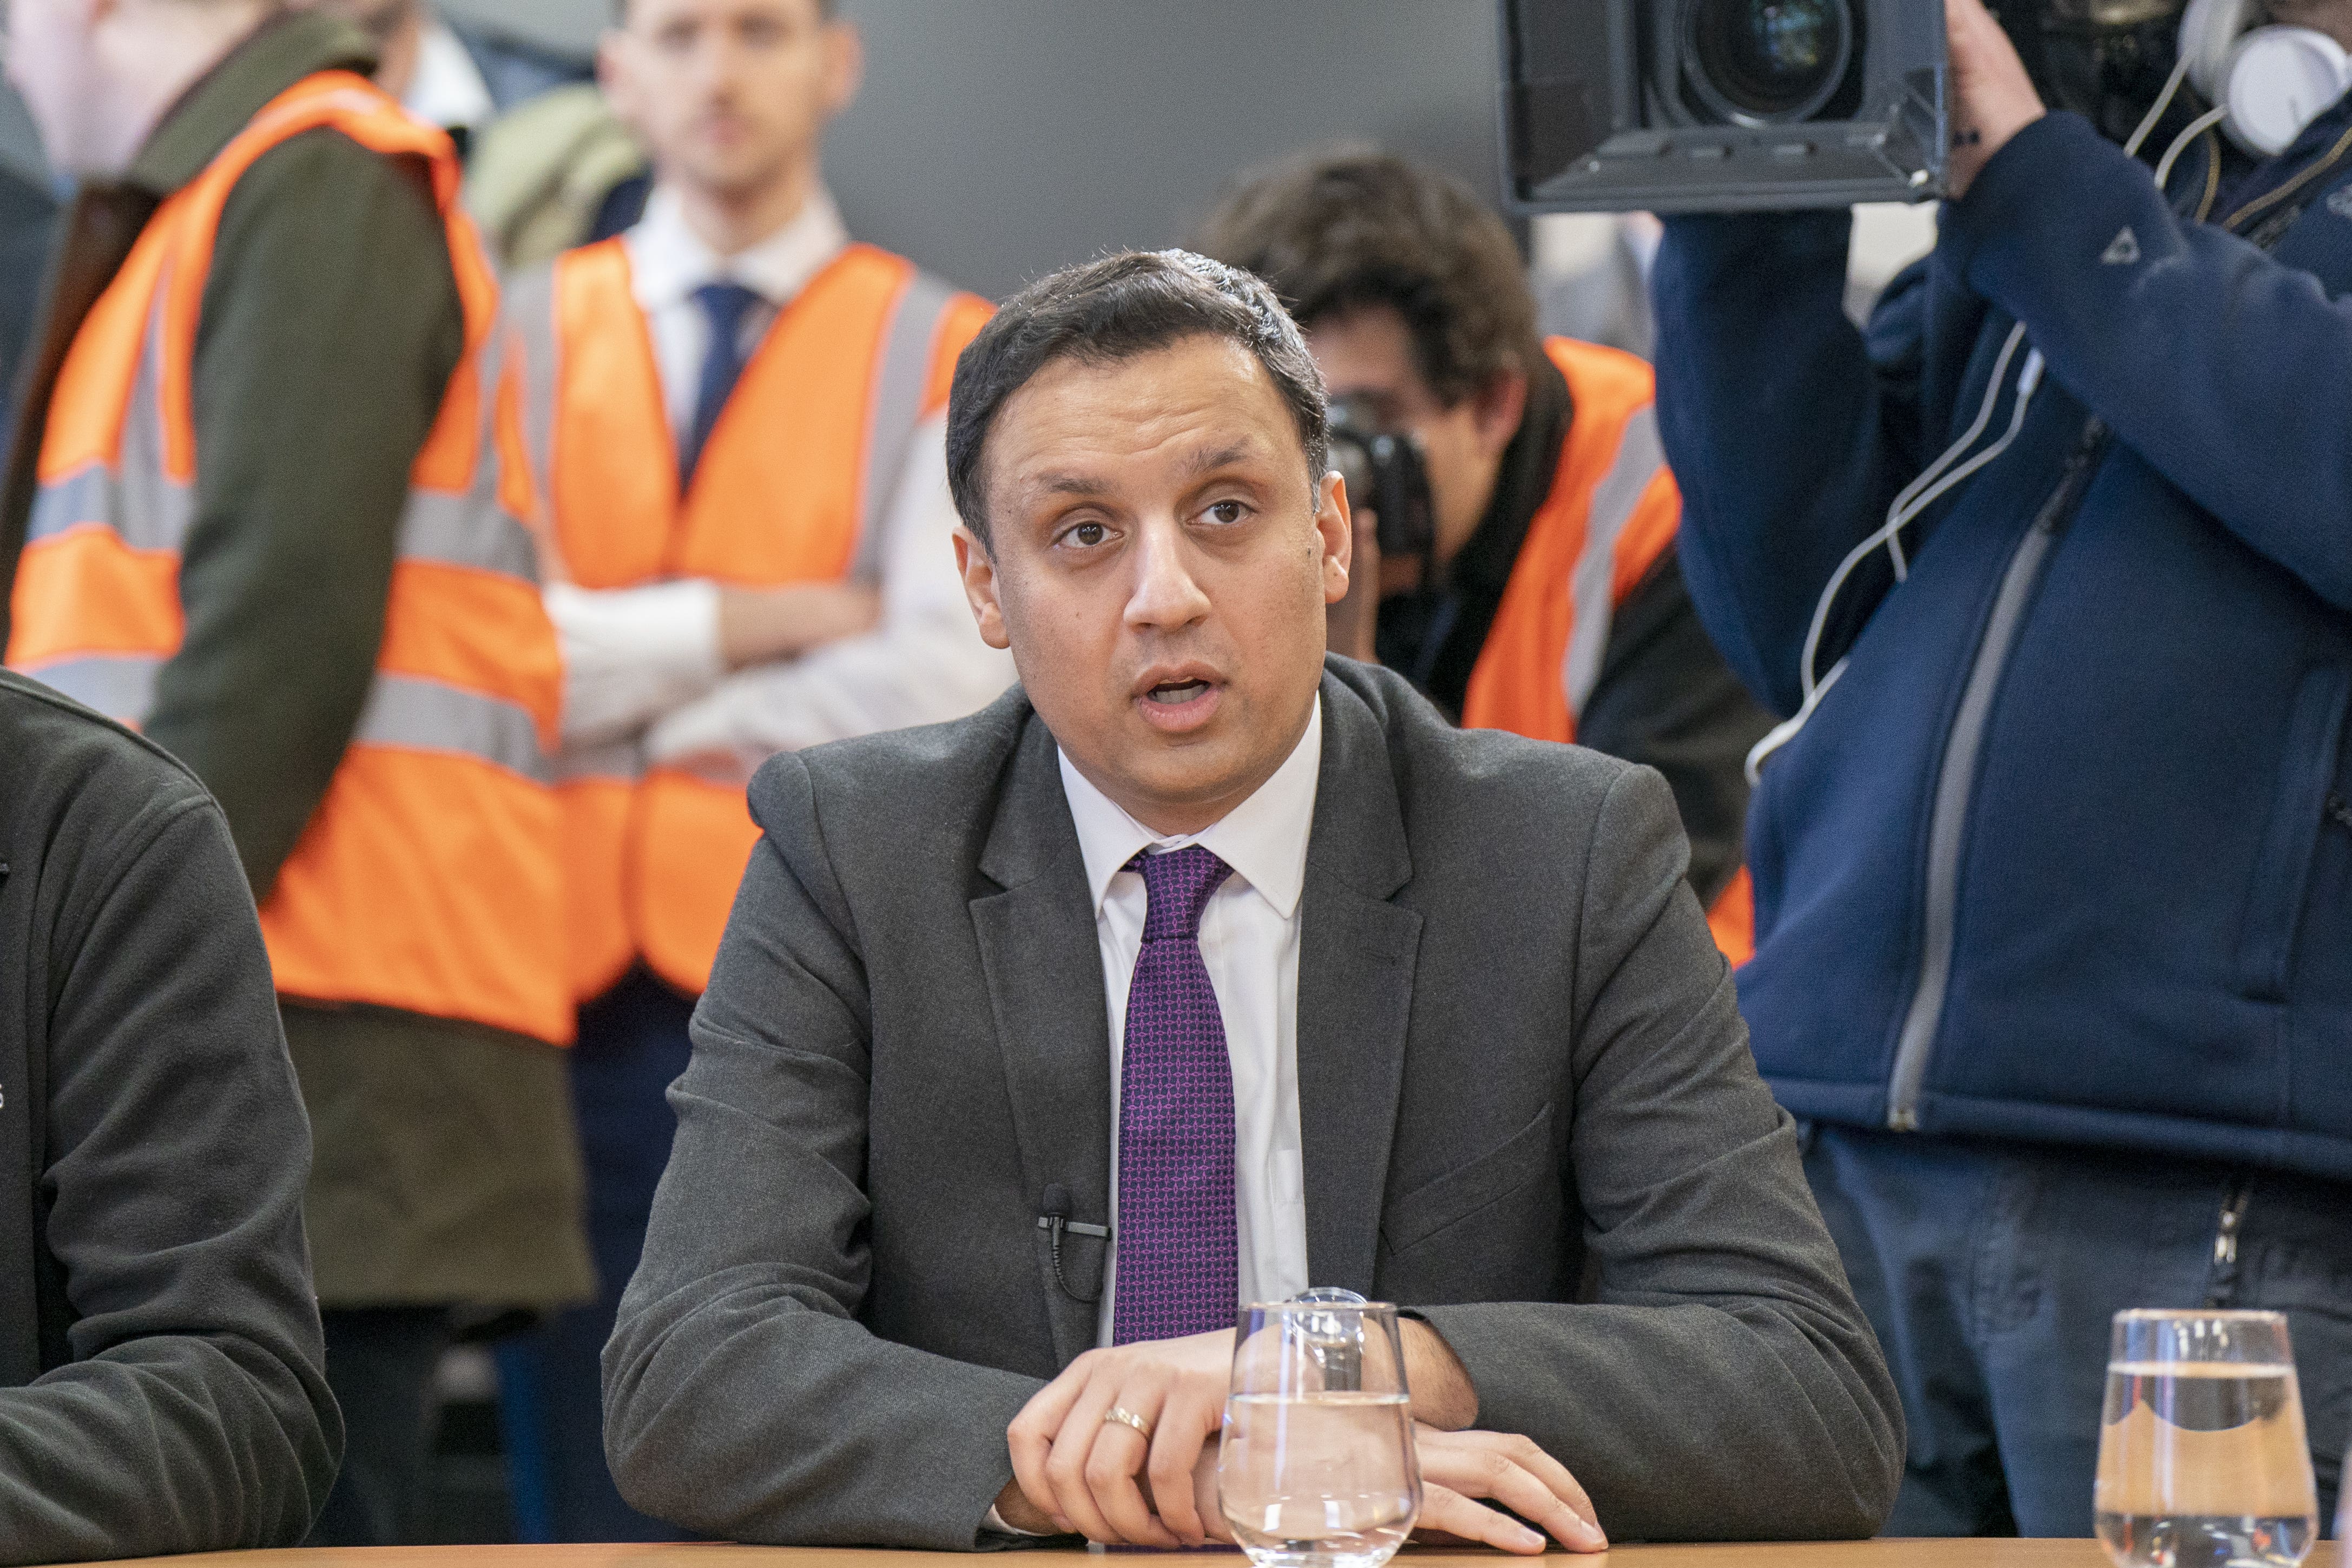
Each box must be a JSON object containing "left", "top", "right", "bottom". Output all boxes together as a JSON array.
[
  {"left": 945, "top": 249, "right": 1329, "bottom": 548},
  {"left": 1195, "top": 149, "right": 1539, "bottom": 407}
]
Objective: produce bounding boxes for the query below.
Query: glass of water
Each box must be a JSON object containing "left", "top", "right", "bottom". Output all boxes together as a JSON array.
[
  {"left": 1218, "top": 1292, "right": 1420, "bottom": 1568},
  {"left": 2096, "top": 1309, "right": 2318, "bottom": 1568}
]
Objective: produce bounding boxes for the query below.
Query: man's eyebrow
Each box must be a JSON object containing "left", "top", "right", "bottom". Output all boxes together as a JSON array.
[
  {"left": 1178, "top": 442, "right": 1262, "bottom": 479},
  {"left": 1014, "top": 442, "right": 1266, "bottom": 502},
  {"left": 1021, "top": 471, "right": 1111, "bottom": 498}
]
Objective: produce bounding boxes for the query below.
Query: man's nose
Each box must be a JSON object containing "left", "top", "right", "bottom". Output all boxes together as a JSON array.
[
  {"left": 691, "top": 36, "right": 746, "bottom": 91},
  {"left": 1123, "top": 517, "right": 1213, "bottom": 633}
]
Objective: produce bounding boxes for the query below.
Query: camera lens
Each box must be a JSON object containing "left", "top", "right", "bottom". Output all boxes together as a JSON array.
[{"left": 1685, "top": 0, "right": 1854, "bottom": 124}]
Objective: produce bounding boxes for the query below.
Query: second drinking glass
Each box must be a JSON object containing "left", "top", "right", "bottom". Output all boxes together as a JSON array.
[{"left": 2094, "top": 1308, "right": 2318, "bottom": 1568}]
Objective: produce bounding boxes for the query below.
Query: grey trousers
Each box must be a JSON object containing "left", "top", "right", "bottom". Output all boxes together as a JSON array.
[{"left": 1803, "top": 1124, "right": 2350, "bottom": 1537}]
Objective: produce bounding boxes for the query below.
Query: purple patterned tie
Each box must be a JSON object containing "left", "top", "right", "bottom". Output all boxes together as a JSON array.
[{"left": 1112, "top": 845, "right": 1239, "bottom": 1345}]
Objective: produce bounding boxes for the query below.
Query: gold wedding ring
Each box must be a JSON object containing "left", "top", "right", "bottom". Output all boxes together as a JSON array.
[{"left": 1103, "top": 1405, "right": 1154, "bottom": 1440}]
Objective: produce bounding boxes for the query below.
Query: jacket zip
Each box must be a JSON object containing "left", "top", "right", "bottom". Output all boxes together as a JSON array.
[{"left": 1886, "top": 417, "right": 2110, "bottom": 1130}]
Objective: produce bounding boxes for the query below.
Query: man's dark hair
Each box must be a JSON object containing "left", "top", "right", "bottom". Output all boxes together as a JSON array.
[
  {"left": 946, "top": 249, "right": 1329, "bottom": 547},
  {"left": 1195, "top": 150, "right": 1539, "bottom": 407}
]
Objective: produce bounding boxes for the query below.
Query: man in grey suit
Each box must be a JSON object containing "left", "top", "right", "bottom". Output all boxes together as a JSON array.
[{"left": 603, "top": 250, "right": 1903, "bottom": 1551}]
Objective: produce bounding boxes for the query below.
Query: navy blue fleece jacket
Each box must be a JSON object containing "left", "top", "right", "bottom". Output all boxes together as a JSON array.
[{"left": 1653, "top": 102, "right": 2352, "bottom": 1177}]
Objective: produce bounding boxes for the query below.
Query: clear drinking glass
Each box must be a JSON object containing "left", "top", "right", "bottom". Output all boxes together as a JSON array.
[
  {"left": 1218, "top": 1291, "right": 1421, "bottom": 1568},
  {"left": 2096, "top": 1309, "right": 2318, "bottom": 1568}
]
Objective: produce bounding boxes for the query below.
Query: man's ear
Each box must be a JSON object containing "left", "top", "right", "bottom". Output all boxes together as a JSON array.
[
  {"left": 953, "top": 525, "right": 1011, "bottom": 651},
  {"left": 596, "top": 28, "right": 637, "bottom": 128},
  {"left": 820, "top": 18, "right": 863, "bottom": 122},
  {"left": 1315, "top": 470, "right": 1352, "bottom": 607},
  {"left": 1470, "top": 363, "right": 1530, "bottom": 463}
]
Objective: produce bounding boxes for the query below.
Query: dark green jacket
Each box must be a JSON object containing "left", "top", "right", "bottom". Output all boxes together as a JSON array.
[
  {"left": 0, "top": 669, "right": 339, "bottom": 1562},
  {"left": 1, "top": 10, "right": 459, "bottom": 891},
  {"left": 0, "top": 14, "right": 590, "bottom": 1311}
]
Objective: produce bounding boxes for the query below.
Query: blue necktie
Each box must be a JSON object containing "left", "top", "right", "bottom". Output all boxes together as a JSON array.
[{"left": 681, "top": 281, "right": 765, "bottom": 486}]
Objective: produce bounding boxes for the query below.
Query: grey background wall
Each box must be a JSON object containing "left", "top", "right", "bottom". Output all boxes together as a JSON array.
[{"left": 445, "top": 0, "right": 1507, "bottom": 300}]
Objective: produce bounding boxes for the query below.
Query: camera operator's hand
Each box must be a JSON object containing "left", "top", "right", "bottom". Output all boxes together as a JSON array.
[
  {"left": 1947, "top": 0, "right": 2046, "bottom": 198},
  {"left": 1327, "top": 503, "right": 1381, "bottom": 663}
]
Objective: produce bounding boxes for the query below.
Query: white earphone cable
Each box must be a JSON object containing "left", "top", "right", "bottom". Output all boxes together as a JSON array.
[
  {"left": 2126, "top": 49, "right": 2197, "bottom": 158},
  {"left": 2156, "top": 106, "right": 2234, "bottom": 189},
  {"left": 1795, "top": 322, "right": 2031, "bottom": 703},
  {"left": 1750, "top": 325, "right": 2047, "bottom": 782}
]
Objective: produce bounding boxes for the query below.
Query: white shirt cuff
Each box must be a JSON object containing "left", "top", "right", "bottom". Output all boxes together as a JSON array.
[
  {"left": 546, "top": 579, "right": 725, "bottom": 746},
  {"left": 983, "top": 1504, "right": 1050, "bottom": 1538}
]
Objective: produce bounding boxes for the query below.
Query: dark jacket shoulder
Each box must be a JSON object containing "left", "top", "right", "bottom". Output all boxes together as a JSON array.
[
  {"left": 754, "top": 656, "right": 1644, "bottom": 838},
  {"left": 1, "top": 670, "right": 218, "bottom": 853},
  {"left": 1327, "top": 654, "right": 1639, "bottom": 806},
  {"left": 748, "top": 657, "right": 1669, "bottom": 918},
  {"left": 749, "top": 681, "right": 1032, "bottom": 872}
]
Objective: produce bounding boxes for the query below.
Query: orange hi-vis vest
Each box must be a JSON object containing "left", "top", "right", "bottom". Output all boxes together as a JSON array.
[
  {"left": 511, "top": 236, "right": 992, "bottom": 1000},
  {"left": 5, "top": 73, "right": 571, "bottom": 1044},
  {"left": 1459, "top": 337, "right": 1755, "bottom": 965}
]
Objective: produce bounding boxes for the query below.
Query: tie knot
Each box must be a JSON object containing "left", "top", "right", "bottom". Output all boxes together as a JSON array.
[
  {"left": 692, "top": 280, "right": 765, "bottom": 344},
  {"left": 1128, "top": 845, "right": 1232, "bottom": 943}
]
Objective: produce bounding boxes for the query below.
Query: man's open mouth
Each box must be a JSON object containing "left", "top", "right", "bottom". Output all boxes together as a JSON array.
[{"left": 1145, "top": 680, "right": 1213, "bottom": 705}]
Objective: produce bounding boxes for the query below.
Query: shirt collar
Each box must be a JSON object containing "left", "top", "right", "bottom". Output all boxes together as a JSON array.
[
  {"left": 623, "top": 182, "right": 851, "bottom": 317},
  {"left": 403, "top": 20, "right": 494, "bottom": 134},
  {"left": 1058, "top": 696, "right": 1323, "bottom": 923}
]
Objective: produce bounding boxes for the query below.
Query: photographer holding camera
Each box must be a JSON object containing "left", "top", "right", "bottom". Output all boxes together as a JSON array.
[
  {"left": 1201, "top": 153, "right": 1772, "bottom": 957},
  {"left": 1651, "top": 0, "right": 2352, "bottom": 1534}
]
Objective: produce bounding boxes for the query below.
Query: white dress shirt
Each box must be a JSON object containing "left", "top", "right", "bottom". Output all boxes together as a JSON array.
[
  {"left": 545, "top": 185, "right": 1014, "bottom": 767},
  {"left": 403, "top": 20, "right": 494, "bottom": 138},
  {"left": 624, "top": 182, "right": 852, "bottom": 437},
  {"left": 1058, "top": 703, "right": 1322, "bottom": 1346}
]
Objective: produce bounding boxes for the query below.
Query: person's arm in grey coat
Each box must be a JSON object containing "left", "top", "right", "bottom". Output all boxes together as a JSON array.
[
  {"left": 1417, "top": 764, "right": 1904, "bottom": 1541},
  {"left": 0, "top": 712, "right": 340, "bottom": 1562},
  {"left": 602, "top": 752, "right": 1044, "bottom": 1549}
]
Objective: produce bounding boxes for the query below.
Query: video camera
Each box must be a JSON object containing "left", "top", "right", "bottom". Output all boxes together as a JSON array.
[{"left": 1497, "top": 0, "right": 1950, "bottom": 211}]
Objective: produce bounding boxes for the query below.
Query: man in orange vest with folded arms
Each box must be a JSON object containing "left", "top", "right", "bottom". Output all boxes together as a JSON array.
[
  {"left": 0, "top": 0, "right": 589, "bottom": 1546},
  {"left": 1201, "top": 153, "right": 1769, "bottom": 960},
  {"left": 499, "top": 0, "right": 1005, "bottom": 1538}
]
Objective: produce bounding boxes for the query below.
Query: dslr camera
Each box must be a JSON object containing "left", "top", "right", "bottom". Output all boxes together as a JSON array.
[
  {"left": 1326, "top": 398, "right": 1437, "bottom": 562},
  {"left": 1498, "top": 0, "right": 1950, "bottom": 210}
]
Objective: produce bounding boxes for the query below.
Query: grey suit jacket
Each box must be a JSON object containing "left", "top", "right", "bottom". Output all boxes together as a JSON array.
[{"left": 604, "top": 657, "right": 1902, "bottom": 1548}]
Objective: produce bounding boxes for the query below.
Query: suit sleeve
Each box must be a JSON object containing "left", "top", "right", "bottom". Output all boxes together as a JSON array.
[
  {"left": 1651, "top": 210, "right": 1934, "bottom": 716},
  {"left": 1415, "top": 765, "right": 1903, "bottom": 1541},
  {"left": 0, "top": 788, "right": 339, "bottom": 1562},
  {"left": 602, "top": 751, "right": 1043, "bottom": 1549},
  {"left": 1574, "top": 549, "right": 1774, "bottom": 905},
  {"left": 143, "top": 130, "right": 465, "bottom": 898},
  {"left": 1945, "top": 110, "right": 2352, "bottom": 612}
]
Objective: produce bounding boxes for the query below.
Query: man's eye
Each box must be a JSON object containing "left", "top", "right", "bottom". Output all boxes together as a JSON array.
[
  {"left": 1206, "top": 500, "right": 1247, "bottom": 525},
  {"left": 1070, "top": 522, "right": 1107, "bottom": 547}
]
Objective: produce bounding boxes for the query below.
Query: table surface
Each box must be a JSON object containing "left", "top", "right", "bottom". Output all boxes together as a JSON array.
[{"left": 103, "top": 1542, "right": 2136, "bottom": 1566}]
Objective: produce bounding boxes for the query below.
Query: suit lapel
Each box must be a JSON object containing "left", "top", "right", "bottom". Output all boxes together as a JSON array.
[
  {"left": 970, "top": 713, "right": 1111, "bottom": 1366},
  {"left": 1295, "top": 673, "right": 1421, "bottom": 1296}
]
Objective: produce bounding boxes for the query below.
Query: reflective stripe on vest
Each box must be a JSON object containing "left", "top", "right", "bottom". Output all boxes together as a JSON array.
[
  {"left": 4, "top": 71, "right": 571, "bottom": 1044},
  {"left": 513, "top": 238, "right": 992, "bottom": 998},
  {"left": 1460, "top": 337, "right": 1750, "bottom": 963},
  {"left": 1461, "top": 338, "right": 1680, "bottom": 745}
]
